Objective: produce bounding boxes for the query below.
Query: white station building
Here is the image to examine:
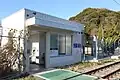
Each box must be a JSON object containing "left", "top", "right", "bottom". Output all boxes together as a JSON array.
[{"left": 1, "top": 8, "right": 84, "bottom": 72}]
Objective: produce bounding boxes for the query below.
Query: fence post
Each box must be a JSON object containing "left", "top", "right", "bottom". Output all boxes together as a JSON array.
[
  {"left": 18, "top": 36, "right": 21, "bottom": 73},
  {"left": 95, "top": 37, "right": 98, "bottom": 60}
]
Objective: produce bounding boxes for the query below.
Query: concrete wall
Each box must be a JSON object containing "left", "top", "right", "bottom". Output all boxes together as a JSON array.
[
  {"left": 1, "top": 9, "right": 25, "bottom": 46},
  {"left": 25, "top": 9, "right": 83, "bottom": 32},
  {"left": 1, "top": 8, "right": 84, "bottom": 68},
  {"left": 49, "top": 56, "right": 75, "bottom": 67},
  {"left": 49, "top": 32, "right": 82, "bottom": 67},
  {"left": 29, "top": 27, "right": 82, "bottom": 67},
  {"left": 2, "top": 9, "right": 25, "bottom": 30},
  {"left": 25, "top": 8, "right": 82, "bottom": 27},
  {"left": 25, "top": 9, "right": 84, "bottom": 67},
  {"left": 39, "top": 32, "right": 46, "bottom": 54}
]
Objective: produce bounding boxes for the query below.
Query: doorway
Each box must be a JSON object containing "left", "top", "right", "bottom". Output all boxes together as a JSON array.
[{"left": 30, "top": 31, "right": 46, "bottom": 72}]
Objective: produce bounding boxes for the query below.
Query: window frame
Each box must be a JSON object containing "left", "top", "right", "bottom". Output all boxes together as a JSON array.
[
  {"left": 58, "top": 34, "right": 66, "bottom": 55},
  {"left": 50, "top": 33, "right": 72, "bottom": 57},
  {"left": 65, "top": 34, "right": 72, "bottom": 55},
  {"left": 50, "top": 33, "right": 58, "bottom": 50}
]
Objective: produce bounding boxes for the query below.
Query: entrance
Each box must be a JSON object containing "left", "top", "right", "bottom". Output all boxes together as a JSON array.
[{"left": 30, "top": 31, "right": 46, "bottom": 72}]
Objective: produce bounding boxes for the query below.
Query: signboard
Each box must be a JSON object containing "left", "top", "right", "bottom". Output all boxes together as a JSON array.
[{"left": 73, "top": 43, "right": 81, "bottom": 48}]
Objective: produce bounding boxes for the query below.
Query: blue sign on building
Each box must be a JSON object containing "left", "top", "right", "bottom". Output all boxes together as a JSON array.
[{"left": 73, "top": 43, "right": 81, "bottom": 48}]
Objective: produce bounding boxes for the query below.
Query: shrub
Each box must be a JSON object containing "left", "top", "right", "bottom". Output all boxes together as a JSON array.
[{"left": 0, "top": 29, "right": 18, "bottom": 77}]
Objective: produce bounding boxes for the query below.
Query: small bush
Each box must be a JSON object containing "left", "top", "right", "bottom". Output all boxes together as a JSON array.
[
  {"left": 14, "top": 76, "right": 36, "bottom": 80},
  {"left": 57, "top": 59, "right": 116, "bottom": 72}
]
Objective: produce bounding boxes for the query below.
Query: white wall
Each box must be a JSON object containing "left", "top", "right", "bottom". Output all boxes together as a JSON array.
[
  {"left": 39, "top": 32, "right": 46, "bottom": 54},
  {"left": 1, "top": 8, "right": 84, "bottom": 68},
  {"left": 25, "top": 9, "right": 83, "bottom": 32},
  {"left": 49, "top": 56, "right": 75, "bottom": 67},
  {"left": 25, "top": 8, "right": 82, "bottom": 27},
  {"left": 1, "top": 9, "right": 26, "bottom": 70},
  {"left": 72, "top": 32, "right": 82, "bottom": 61},
  {"left": 1, "top": 9, "right": 25, "bottom": 46},
  {"left": 49, "top": 32, "right": 82, "bottom": 67},
  {"left": 29, "top": 28, "right": 82, "bottom": 67},
  {"left": 2, "top": 9, "right": 25, "bottom": 30}
]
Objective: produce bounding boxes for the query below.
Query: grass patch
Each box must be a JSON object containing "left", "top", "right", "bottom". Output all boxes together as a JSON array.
[
  {"left": 57, "top": 59, "right": 117, "bottom": 71},
  {"left": 99, "top": 58, "right": 116, "bottom": 64},
  {"left": 57, "top": 62, "right": 100, "bottom": 71},
  {"left": 13, "top": 76, "right": 36, "bottom": 80}
]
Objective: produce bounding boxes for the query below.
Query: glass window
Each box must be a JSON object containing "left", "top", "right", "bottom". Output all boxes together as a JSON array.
[
  {"left": 50, "top": 34, "right": 58, "bottom": 50},
  {"left": 50, "top": 33, "right": 72, "bottom": 56},
  {"left": 59, "top": 35, "right": 66, "bottom": 55},
  {"left": 66, "top": 35, "right": 72, "bottom": 55}
]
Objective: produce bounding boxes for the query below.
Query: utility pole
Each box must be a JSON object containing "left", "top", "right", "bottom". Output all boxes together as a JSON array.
[{"left": 0, "top": 25, "right": 3, "bottom": 46}]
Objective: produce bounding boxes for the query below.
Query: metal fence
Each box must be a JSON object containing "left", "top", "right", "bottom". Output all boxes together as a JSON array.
[{"left": 84, "top": 37, "right": 120, "bottom": 60}]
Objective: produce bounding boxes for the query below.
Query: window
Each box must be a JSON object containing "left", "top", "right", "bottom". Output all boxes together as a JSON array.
[
  {"left": 66, "top": 35, "right": 72, "bottom": 55},
  {"left": 50, "top": 34, "right": 58, "bottom": 50},
  {"left": 59, "top": 35, "right": 66, "bottom": 55},
  {"left": 50, "top": 33, "right": 72, "bottom": 56}
]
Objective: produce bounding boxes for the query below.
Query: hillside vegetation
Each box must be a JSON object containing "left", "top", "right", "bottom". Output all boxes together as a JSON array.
[{"left": 69, "top": 8, "right": 120, "bottom": 45}]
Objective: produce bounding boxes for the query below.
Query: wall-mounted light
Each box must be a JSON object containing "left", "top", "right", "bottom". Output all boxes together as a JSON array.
[
  {"left": 33, "top": 12, "right": 36, "bottom": 15},
  {"left": 26, "top": 14, "right": 29, "bottom": 17},
  {"left": 26, "top": 12, "right": 36, "bottom": 17},
  {"left": 78, "top": 32, "right": 80, "bottom": 34},
  {"left": 81, "top": 32, "right": 83, "bottom": 34}
]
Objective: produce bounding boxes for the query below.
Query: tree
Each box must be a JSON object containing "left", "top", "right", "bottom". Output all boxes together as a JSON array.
[
  {"left": 0, "top": 29, "right": 18, "bottom": 77},
  {"left": 69, "top": 8, "right": 120, "bottom": 46}
]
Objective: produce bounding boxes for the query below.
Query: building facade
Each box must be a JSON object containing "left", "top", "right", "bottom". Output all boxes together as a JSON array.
[{"left": 1, "top": 8, "right": 84, "bottom": 72}]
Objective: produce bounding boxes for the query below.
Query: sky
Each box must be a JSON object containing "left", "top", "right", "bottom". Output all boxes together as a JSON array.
[{"left": 0, "top": 0, "right": 120, "bottom": 20}]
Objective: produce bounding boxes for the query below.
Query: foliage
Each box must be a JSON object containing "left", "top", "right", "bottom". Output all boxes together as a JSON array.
[
  {"left": 0, "top": 29, "right": 18, "bottom": 77},
  {"left": 69, "top": 8, "right": 120, "bottom": 45},
  {"left": 14, "top": 76, "right": 36, "bottom": 80},
  {"left": 57, "top": 59, "right": 116, "bottom": 72}
]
